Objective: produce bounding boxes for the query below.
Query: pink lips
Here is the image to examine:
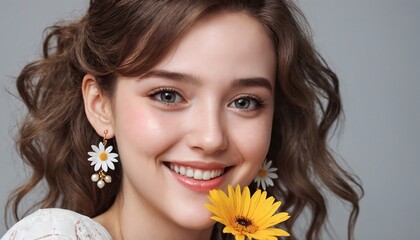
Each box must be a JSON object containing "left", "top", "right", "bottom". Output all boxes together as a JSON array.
[
  {"left": 173, "top": 173, "right": 225, "bottom": 192},
  {"left": 167, "top": 162, "right": 227, "bottom": 193}
]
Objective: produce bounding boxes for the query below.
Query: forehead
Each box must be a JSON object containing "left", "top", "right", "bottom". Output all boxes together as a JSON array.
[{"left": 153, "top": 12, "right": 277, "bottom": 84}]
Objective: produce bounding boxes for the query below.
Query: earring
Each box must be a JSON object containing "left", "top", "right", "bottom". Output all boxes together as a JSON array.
[
  {"left": 253, "top": 159, "right": 278, "bottom": 191},
  {"left": 88, "top": 130, "right": 119, "bottom": 189}
]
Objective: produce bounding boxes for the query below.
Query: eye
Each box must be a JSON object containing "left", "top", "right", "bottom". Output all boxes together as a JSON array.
[
  {"left": 149, "top": 88, "right": 184, "bottom": 104},
  {"left": 228, "top": 96, "right": 263, "bottom": 111},
  {"left": 158, "top": 91, "right": 178, "bottom": 103}
]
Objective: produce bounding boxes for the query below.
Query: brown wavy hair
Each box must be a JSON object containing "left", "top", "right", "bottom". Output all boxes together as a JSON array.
[{"left": 6, "top": 0, "right": 363, "bottom": 239}]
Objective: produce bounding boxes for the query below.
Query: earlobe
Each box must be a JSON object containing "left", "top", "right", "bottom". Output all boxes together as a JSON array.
[{"left": 82, "top": 74, "right": 114, "bottom": 137}]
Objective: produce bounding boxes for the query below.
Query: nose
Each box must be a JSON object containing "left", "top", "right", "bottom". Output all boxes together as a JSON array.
[{"left": 186, "top": 104, "right": 228, "bottom": 155}]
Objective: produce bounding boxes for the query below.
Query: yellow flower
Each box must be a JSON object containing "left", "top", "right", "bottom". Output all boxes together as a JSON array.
[{"left": 206, "top": 185, "right": 290, "bottom": 240}]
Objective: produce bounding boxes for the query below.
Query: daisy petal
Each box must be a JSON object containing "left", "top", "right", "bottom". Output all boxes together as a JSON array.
[
  {"left": 102, "top": 161, "right": 108, "bottom": 172},
  {"left": 91, "top": 145, "right": 100, "bottom": 153},
  {"left": 98, "top": 142, "right": 105, "bottom": 151},
  {"left": 105, "top": 145, "right": 113, "bottom": 153},
  {"left": 87, "top": 152, "right": 97, "bottom": 157},
  {"left": 265, "top": 177, "right": 274, "bottom": 187},
  {"left": 265, "top": 160, "right": 272, "bottom": 169},
  {"left": 261, "top": 180, "right": 267, "bottom": 190},
  {"left": 94, "top": 162, "right": 101, "bottom": 171},
  {"left": 267, "top": 172, "right": 278, "bottom": 179},
  {"left": 107, "top": 161, "right": 115, "bottom": 170}
]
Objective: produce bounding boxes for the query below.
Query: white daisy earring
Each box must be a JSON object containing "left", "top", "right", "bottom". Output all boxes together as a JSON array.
[
  {"left": 88, "top": 130, "right": 119, "bottom": 189},
  {"left": 253, "top": 159, "right": 278, "bottom": 190}
]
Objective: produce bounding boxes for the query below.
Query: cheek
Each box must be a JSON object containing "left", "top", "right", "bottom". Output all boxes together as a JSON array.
[
  {"left": 240, "top": 112, "right": 273, "bottom": 156},
  {"left": 231, "top": 116, "right": 273, "bottom": 182},
  {"left": 238, "top": 129, "right": 271, "bottom": 158},
  {"left": 113, "top": 104, "right": 178, "bottom": 160}
]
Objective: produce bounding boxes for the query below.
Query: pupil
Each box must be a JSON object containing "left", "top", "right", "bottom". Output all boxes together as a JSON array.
[
  {"left": 235, "top": 98, "right": 250, "bottom": 108},
  {"left": 162, "top": 92, "right": 175, "bottom": 102}
]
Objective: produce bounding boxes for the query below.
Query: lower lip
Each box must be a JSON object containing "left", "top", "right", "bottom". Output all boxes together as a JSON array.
[{"left": 170, "top": 169, "right": 225, "bottom": 193}]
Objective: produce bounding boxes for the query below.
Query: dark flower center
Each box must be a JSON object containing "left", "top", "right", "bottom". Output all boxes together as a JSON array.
[
  {"left": 236, "top": 217, "right": 252, "bottom": 227},
  {"left": 234, "top": 216, "right": 258, "bottom": 234}
]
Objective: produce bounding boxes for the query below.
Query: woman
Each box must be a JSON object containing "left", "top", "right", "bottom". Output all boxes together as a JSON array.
[{"left": 3, "top": 0, "right": 363, "bottom": 239}]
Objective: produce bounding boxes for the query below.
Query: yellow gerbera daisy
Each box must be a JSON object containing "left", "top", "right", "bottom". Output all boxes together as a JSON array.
[{"left": 206, "top": 185, "right": 290, "bottom": 240}]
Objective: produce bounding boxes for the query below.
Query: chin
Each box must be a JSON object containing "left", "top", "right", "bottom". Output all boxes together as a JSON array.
[{"left": 174, "top": 208, "right": 215, "bottom": 230}]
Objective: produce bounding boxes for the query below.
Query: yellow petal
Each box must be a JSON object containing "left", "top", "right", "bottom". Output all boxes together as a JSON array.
[
  {"left": 249, "top": 191, "right": 270, "bottom": 220},
  {"left": 206, "top": 185, "right": 291, "bottom": 240},
  {"left": 208, "top": 189, "right": 223, "bottom": 207},
  {"left": 228, "top": 185, "right": 235, "bottom": 199},
  {"left": 227, "top": 185, "right": 237, "bottom": 217},
  {"left": 223, "top": 226, "right": 241, "bottom": 236},
  {"left": 235, "top": 235, "right": 245, "bottom": 240},
  {"left": 254, "top": 201, "right": 281, "bottom": 225},
  {"left": 204, "top": 204, "right": 217, "bottom": 214},
  {"left": 208, "top": 189, "right": 235, "bottom": 223},
  {"left": 235, "top": 185, "right": 242, "bottom": 214},
  {"left": 219, "top": 189, "right": 236, "bottom": 220},
  {"left": 241, "top": 186, "right": 251, "bottom": 217},
  {"left": 208, "top": 191, "right": 225, "bottom": 213},
  {"left": 250, "top": 234, "right": 278, "bottom": 240},
  {"left": 210, "top": 216, "right": 230, "bottom": 226},
  {"left": 258, "top": 212, "right": 291, "bottom": 229},
  {"left": 245, "top": 232, "right": 256, "bottom": 240},
  {"left": 253, "top": 197, "right": 278, "bottom": 221},
  {"left": 256, "top": 228, "right": 290, "bottom": 237},
  {"left": 247, "top": 189, "right": 262, "bottom": 219},
  {"left": 206, "top": 203, "right": 229, "bottom": 221}
]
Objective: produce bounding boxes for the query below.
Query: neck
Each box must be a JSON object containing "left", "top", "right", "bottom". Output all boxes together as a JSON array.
[{"left": 95, "top": 194, "right": 214, "bottom": 240}]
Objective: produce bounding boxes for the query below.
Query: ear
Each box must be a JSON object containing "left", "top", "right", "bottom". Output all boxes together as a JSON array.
[{"left": 82, "top": 74, "right": 115, "bottom": 138}]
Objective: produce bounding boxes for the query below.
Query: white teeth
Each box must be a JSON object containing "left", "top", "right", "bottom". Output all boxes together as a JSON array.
[
  {"left": 186, "top": 168, "right": 194, "bottom": 177},
  {"left": 202, "top": 171, "right": 211, "bottom": 180},
  {"left": 179, "top": 166, "right": 186, "bottom": 175},
  {"left": 169, "top": 163, "right": 224, "bottom": 180},
  {"left": 193, "top": 170, "right": 203, "bottom": 180}
]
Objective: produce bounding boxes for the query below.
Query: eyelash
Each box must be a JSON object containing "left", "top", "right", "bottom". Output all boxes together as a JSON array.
[
  {"left": 148, "top": 87, "right": 265, "bottom": 111},
  {"left": 148, "top": 87, "right": 185, "bottom": 106},
  {"left": 229, "top": 94, "right": 265, "bottom": 112}
]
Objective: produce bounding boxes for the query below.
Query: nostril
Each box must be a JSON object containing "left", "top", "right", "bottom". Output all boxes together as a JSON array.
[{"left": 188, "top": 131, "right": 228, "bottom": 153}]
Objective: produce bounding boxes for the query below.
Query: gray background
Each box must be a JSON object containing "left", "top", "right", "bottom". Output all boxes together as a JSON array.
[{"left": 1, "top": 0, "right": 419, "bottom": 239}]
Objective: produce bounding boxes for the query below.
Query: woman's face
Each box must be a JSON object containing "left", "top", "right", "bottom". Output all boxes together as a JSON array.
[{"left": 110, "top": 12, "right": 276, "bottom": 230}]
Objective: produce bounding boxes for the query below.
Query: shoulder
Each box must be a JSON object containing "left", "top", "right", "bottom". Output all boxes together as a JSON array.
[{"left": 1, "top": 208, "right": 111, "bottom": 240}]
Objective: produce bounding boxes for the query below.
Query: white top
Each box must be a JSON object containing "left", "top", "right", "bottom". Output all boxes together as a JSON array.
[{"left": 1, "top": 208, "right": 112, "bottom": 240}]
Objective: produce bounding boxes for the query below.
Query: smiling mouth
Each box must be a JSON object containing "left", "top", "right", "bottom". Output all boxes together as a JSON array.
[{"left": 167, "top": 163, "right": 226, "bottom": 181}]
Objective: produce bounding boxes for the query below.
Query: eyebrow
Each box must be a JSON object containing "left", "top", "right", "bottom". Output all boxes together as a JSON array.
[
  {"left": 231, "top": 77, "right": 273, "bottom": 92},
  {"left": 141, "top": 70, "right": 200, "bottom": 86},
  {"left": 142, "top": 69, "right": 273, "bottom": 92}
]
